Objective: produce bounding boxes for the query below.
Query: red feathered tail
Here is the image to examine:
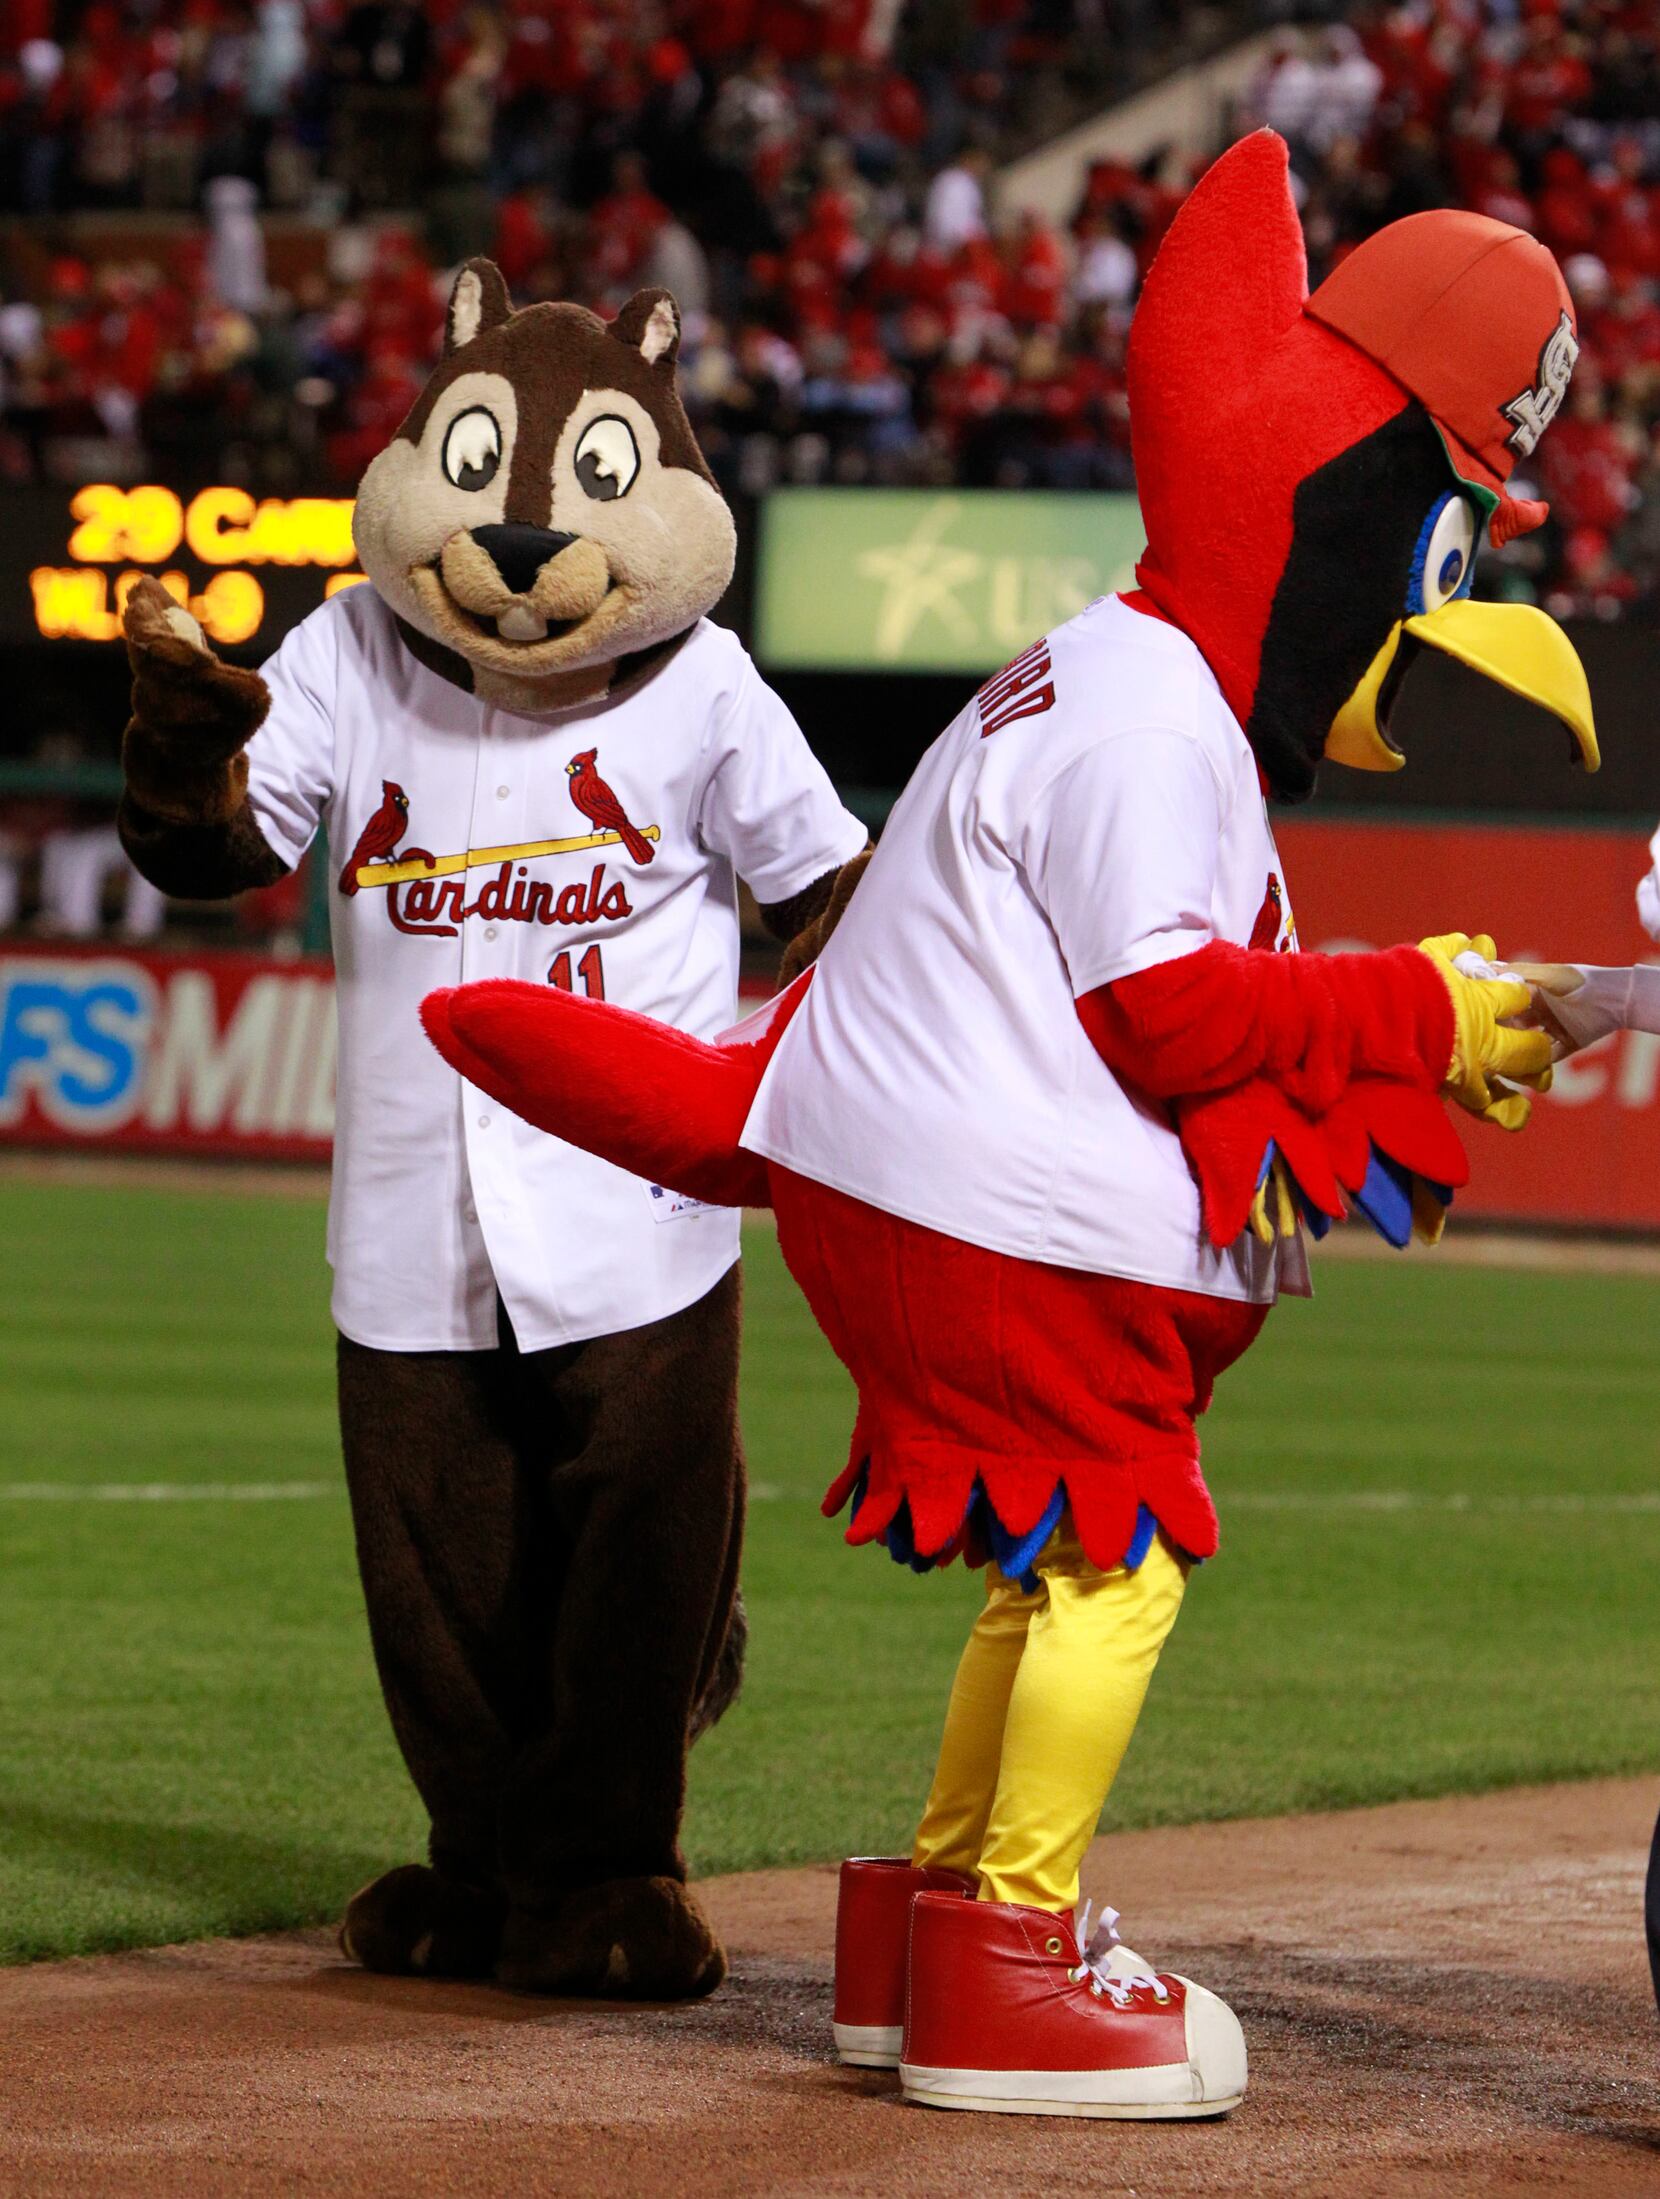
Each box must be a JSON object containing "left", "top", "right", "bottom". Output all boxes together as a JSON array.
[{"left": 421, "top": 977, "right": 807, "bottom": 1209}]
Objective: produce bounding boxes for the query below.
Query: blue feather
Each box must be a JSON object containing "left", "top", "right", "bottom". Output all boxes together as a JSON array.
[{"left": 1351, "top": 1143, "right": 1415, "bottom": 1247}]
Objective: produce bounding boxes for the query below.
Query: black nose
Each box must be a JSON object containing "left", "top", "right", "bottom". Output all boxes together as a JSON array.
[{"left": 470, "top": 524, "right": 577, "bottom": 596}]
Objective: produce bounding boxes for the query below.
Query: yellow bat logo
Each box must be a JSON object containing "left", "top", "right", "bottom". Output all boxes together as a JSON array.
[{"left": 356, "top": 826, "right": 661, "bottom": 890}]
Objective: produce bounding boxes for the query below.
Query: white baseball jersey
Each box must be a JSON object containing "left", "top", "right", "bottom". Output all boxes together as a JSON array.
[
  {"left": 246, "top": 583, "right": 865, "bottom": 1351},
  {"left": 743, "top": 592, "right": 1308, "bottom": 1304}
]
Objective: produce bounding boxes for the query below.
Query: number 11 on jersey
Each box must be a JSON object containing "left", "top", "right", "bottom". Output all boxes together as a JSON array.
[{"left": 547, "top": 944, "right": 606, "bottom": 998}]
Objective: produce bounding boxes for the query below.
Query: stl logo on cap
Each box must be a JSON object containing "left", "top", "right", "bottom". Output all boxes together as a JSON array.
[{"left": 1502, "top": 310, "right": 1579, "bottom": 458}]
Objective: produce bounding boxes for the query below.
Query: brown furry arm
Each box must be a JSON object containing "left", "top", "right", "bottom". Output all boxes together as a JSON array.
[
  {"left": 118, "top": 797, "right": 288, "bottom": 899},
  {"left": 771, "top": 847, "right": 872, "bottom": 985},
  {"left": 758, "top": 865, "right": 843, "bottom": 947},
  {"left": 118, "top": 575, "right": 287, "bottom": 898}
]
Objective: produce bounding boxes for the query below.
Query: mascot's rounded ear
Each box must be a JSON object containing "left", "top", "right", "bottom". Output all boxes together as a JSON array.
[
  {"left": 611, "top": 288, "right": 682, "bottom": 369},
  {"left": 445, "top": 258, "right": 514, "bottom": 355}
]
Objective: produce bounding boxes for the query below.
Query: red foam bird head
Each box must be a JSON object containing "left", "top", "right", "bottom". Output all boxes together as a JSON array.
[{"left": 1127, "top": 132, "right": 1595, "bottom": 801}]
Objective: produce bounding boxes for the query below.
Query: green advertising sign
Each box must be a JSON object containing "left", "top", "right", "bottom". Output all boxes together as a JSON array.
[{"left": 754, "top": 487, "right": 1146, "bottom": 674}]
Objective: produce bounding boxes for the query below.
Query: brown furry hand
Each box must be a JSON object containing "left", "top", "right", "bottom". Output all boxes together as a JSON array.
[
  {"left": 125, "top": 576, "right": 270, "bottom": 759},
  {"left": 778, "top": 847, "right": 871, "bottom": 986},
  {"left": 122, "top": 576, "right": 271, "bottom": 825}
]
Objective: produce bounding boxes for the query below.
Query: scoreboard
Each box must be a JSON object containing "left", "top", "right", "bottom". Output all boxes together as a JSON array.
[{"left": 10, "top": 482, "right": 365, "bottom": 653}]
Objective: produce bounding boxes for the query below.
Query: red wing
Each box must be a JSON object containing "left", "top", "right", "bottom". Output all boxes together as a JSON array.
[
  {"left": 421, "top": 981, "right": 777, "bottom": 1208},
  {"left": 578, "top": 782, "right": 628, "bottom": 830}
]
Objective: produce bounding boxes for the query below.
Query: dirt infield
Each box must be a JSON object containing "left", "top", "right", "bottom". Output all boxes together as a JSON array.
[{"left": 4, "top": 1779, "right": 1657, "bottom": 2198}]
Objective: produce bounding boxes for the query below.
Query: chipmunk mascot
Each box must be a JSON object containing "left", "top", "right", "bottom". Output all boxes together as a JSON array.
[
  {"left": 419, "top": 133, "right": 1599, "bottom": 2104},
  {"left": 116, "top": 263, "right": 866, "bottom": 1999}
]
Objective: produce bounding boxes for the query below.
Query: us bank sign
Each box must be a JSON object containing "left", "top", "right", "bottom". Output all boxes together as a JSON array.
[{"left": 754, "top": 489, "right": 1145, "bottom": 674}]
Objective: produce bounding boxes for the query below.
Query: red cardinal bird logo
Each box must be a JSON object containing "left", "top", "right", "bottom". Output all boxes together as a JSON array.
[
  {"left": 1249, "top": 873, "right": 1286, "bottom": 951},
  {"left": 339, "top": 778, "right": 431, "bottom": 895},
  {"left": 566, "top": 749, "right": 655, "bottom": 866}
]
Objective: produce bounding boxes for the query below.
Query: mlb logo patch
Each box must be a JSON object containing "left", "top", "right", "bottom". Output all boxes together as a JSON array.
[{"left": 648, "top": 1183, "right": 723, "bottom": 1222}]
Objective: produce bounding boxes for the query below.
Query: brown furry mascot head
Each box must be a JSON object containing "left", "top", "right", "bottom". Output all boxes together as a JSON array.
[{"left": 352, "top": 260, "right": 736, "bottom": 717}]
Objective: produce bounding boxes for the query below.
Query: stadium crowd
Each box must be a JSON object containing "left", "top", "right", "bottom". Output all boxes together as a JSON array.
[{"left": 0, "top": 0, "right": 1657, "bottom": 621}]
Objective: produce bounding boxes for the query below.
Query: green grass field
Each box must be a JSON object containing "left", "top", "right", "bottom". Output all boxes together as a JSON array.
[{"left": 2, "top": 1174, "right": 1658, "bottom": 1965}]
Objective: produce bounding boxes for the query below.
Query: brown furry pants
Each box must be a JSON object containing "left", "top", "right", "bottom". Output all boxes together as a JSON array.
[{"left": 336, "top": 1264, "right": 745, "bottom": 1912}]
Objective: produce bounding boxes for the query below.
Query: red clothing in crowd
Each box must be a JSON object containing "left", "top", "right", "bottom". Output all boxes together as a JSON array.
[{"left": 1537, "top": 409, "right": 1638, "bottom": 534}]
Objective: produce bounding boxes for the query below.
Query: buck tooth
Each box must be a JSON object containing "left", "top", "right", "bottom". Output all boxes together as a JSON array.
[{"left": 497, "top": 607, "right": 549, "bottom": 642}]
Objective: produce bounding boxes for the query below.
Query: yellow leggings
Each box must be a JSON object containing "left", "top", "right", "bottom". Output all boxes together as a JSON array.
[{"left": 910, "top": 1518, "right": 1188, "bottom": 1914}]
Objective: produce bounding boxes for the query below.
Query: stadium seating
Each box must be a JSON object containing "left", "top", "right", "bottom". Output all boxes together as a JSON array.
[{"left": 0, "top": 0, "right": 1654, "bottom": 622}]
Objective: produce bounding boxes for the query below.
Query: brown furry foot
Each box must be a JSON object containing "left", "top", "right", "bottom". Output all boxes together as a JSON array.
[
  {"left": 496, "top": 1876, "right": 726, "bottom": 2000},
  {"left": 338, "top": 1864, "right": 506, "bottom": 1978}
]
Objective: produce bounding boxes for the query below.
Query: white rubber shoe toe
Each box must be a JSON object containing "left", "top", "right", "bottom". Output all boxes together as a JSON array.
[{"left": 1177, "top": 1975, "right": 1249, "bottom": 2106}]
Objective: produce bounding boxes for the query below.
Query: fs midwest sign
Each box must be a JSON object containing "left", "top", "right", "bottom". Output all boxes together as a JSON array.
[
  {"left": 6, "top": 818, "right": 1659, "bottom": 1229},
  {"left": 0, "top": 944, "right": 336, "bottom": 1161},
  {"left": 15, "top": 484, "right": 365, "bottom": 651},
  {"left": 754, "top": 488, "right": 1146, "bottom": 673}
]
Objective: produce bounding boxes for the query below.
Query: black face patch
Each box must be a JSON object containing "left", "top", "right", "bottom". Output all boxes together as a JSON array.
[{"left": 1247, "top": 405, "right": 1460, "bottom": 803}]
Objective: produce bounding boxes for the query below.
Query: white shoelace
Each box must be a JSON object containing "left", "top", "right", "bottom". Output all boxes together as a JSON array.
[{"left": 1069, "top": 1900, "right": 1170, "bottom": 2009}]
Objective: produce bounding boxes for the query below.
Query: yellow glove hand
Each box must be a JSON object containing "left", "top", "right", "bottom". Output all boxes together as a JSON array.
[
  {"left": 1249, "top": 1153, "right": 1300, "bottom": 1245},
  {"left": 1417, "top": 932, "right": 1554, "bottom": 1131}
]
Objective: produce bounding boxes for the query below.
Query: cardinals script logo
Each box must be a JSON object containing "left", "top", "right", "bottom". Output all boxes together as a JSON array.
[{"left": 337, "top": 750, "right": 658, "bottom": 938}]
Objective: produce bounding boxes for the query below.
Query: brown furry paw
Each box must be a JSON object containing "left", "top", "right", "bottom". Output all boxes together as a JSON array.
[
  {"left": 338, "top": 1864, "right": 506, "bottom": 1979},
  {"left": 497, "top": 1877, "right": 726, "bottom": 2000},
  {"left": 122, "top": 573, "right": 271, "bottom": 794}
]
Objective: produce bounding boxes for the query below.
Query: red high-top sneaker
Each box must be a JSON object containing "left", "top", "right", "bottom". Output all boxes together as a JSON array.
[
  {"left": 833, "top": 1858, "right": 974, "bottom": 2067},
  {"left": 900, "top": 1891, "right": 1247, "bottom": 2117}
]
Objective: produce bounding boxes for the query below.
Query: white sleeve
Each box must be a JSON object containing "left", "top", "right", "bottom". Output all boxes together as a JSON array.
[
  {"left": 1018, "top": 728, "right": 1223, "bottom": 997},
  {"left": 695, "top": 652, "right": 867, "bottom": 906},
  {"left": 1561, "top": 964, "right": 1660, "bottom": 1041},
  {"left": 1637, "top": 826, "right": 1660, "bottom": 942},
  {"left": 243, "top": 604, "right": 340, "bottom": 870}
]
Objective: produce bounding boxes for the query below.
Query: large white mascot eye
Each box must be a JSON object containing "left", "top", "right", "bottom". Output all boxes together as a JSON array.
[
  {"left": 1410, "top": 493, "right": 1479, "bottom": 614},
  {"left": 442, "top": 406, "right": 502, "bottom": 491},
  {"left": 574, "top": 414, "right": 640, "bottom": 502}
]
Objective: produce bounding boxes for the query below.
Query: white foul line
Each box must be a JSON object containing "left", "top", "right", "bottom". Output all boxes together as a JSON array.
[
  {"left": 745, "top": 1484, "right": 1660, "bottom": 1516},
  {"left": 0, "top": 1482, "right": 337, "bottom": 1502},
  {"left": 0, "top": 1483, "right": 1655, "bottom": 1516},
  {"left": 1224, "top": 1490, "right": 1660, "bottom": 1515}
]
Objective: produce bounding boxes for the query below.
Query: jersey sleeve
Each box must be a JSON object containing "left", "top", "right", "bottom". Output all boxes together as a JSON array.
[
  {"left": 694, "top": 650, "right": 867, "bottom": 904},
  {"left": 243, "top": 601, "right": 341, "bottom": 870},
  {"left": 1546, "top": 962, "right": 1660, "bottom": 1043},
  {"left": 1613, "top": 963, "right": 1660, "bottom": 1035},
  {"left": 1019, "top": 727, "right": 1225, "bottom": 997}
]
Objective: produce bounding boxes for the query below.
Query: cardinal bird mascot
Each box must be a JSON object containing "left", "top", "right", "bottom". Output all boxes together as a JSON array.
[{"left": 423, "top": 134, "right": 1598, "bottom": 2115}]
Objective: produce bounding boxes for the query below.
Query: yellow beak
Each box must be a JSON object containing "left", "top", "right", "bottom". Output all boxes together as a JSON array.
[{"left": 1325, "top": 598, "right": 1599, "bottom": 775}]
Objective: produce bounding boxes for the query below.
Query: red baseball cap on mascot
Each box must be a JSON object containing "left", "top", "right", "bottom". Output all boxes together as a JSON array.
[
  {"left": 1306, "top": 213, "right": 1578, "bottom": 541},
  {"left": 1126, "top": 131, "right": 1595, "bottom": 802}
]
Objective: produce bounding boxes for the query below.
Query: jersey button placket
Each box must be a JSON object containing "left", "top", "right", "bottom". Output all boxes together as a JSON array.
[
  {"left": 461, "top": 711, "right": 504, "bottom": 1245},
  {"left": 463, "top": 712, "right": 502, "bottom": 982}
]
